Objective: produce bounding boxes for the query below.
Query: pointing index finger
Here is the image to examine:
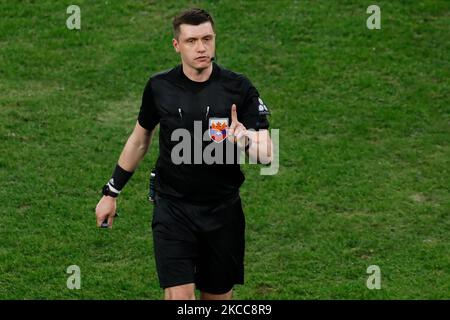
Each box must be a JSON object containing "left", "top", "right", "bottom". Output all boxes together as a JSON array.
[{"left": 231, "top": 104, "right": 238, "bottom": 123}]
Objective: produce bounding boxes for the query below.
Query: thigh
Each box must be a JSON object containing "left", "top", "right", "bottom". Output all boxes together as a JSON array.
[
  {"left": 152, "top": 195, "right": 200, "bottom": 289},
  {"left": 195, "top": 196, "right": 246, "bottom": 294}
]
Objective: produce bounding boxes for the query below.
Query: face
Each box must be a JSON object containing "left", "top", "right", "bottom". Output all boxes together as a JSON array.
[{"left": 173, "top": 22, "right": 216, "bottom": 71}]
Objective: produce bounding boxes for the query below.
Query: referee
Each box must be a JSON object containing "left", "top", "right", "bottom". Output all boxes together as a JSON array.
[{"left": 95, "top": 8, "right": 273, "bottom": 300}]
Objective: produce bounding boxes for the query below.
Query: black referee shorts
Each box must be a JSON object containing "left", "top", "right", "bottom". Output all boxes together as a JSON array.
[{"left": 151, "top": 192, "right": 245, "bottom": 294}]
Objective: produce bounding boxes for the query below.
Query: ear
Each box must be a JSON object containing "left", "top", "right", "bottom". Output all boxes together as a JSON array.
[{"left": 172, "top": 38, "right": 180, "bottom": 53}]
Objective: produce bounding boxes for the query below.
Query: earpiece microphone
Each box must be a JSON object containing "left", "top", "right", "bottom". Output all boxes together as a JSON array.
[{"left": 211, "top": 56, "right": 215, "bottom": 61}]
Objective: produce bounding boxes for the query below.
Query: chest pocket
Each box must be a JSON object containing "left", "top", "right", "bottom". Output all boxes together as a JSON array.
[{"left": 160, "top": 107, "right": 183, "bottom": 133}]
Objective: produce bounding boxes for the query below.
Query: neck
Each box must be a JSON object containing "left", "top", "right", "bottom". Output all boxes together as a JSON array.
[{"left": 182, "top": 62, "right": 213, "bottom": 82}]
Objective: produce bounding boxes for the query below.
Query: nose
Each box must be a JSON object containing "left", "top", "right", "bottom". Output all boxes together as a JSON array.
[{"left": 196, "top": 40, "right": 206, "bottom": 53}]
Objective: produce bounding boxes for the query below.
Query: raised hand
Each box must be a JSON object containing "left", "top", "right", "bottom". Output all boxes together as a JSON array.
[{"left": 228, "top": 104, "right": 249, "bottom": 148}]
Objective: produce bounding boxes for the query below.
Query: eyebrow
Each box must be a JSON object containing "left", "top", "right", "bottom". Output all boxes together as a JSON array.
[{"left": 184, "top": 34, "right": 214, "bottom": 41}]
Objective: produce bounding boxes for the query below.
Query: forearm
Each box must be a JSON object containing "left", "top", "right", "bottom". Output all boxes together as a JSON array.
[
  {"left": 117, "top": 130, "right": 152, "bottom": 172},
  {"left": 245, "top": 130, "right": 272, "bottom": 164},
  {"left": 103, "top": 123, "right": 154, "bottom": 196}
]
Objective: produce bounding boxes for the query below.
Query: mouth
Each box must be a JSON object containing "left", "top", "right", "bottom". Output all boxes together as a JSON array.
[{"left": 195, "top": 56, "right": 209, "bottom": 61}]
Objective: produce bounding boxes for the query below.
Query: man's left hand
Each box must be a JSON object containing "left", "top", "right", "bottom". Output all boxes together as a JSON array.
[{"left": 228, "top": 104, "right": 250, "bottom": 149}]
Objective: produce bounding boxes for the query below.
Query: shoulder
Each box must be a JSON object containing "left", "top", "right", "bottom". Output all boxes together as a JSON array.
[
  {"left": 216, "top": 64, "right": 252, "bottom": 87},
  {"left": 141, "top": 65, "right": 182, "bottom": 95},
  {"left": 152, "top": 65, "right": 180, "bottom": 80},
  {"left": 145, "top": 65, "right": 181, "bottom": 86},
  {"left": 216, "top": 65, "right": 256, "bottom": 94}
]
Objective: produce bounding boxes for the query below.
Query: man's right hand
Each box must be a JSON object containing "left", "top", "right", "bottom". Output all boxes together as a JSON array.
[{"left": 95, "top": 196, "right": 117, "bottom": 228}]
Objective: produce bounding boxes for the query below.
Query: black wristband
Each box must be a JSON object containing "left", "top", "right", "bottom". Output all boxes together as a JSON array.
[
  {"left": 107, "top": 164, "right": 134, "bottom": 194},
  {"left": 102, "top": 184, "right": 118, "bottom": 197}
]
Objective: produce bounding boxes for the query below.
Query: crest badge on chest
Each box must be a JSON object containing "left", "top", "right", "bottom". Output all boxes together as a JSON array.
[{"left": 209, "top": 118, "right": 229, "bottom": 143}]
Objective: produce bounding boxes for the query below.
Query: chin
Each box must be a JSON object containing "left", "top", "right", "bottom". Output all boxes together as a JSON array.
[
  {"left": 194, "top": 61, "right": 210, "bottom": 70},
  {"left": 198, "top": 59, "right": 211, "bottom": 65}
]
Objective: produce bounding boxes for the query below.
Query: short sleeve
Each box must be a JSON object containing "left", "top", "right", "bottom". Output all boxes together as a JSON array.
[
  {"left": 239, "top": 80, "right": 270, "bottom": 131},
  {"left": 137, "top": 80, "right": 160, "bottom": 131}
]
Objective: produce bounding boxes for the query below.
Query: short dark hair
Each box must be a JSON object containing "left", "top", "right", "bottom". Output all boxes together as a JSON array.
[{"left": 172, "top": 8, "right": 215, "bottom": 39}]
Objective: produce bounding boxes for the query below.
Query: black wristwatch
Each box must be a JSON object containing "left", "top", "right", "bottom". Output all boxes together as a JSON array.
[{"left": 102, "top": 184, "right": 118, "bottom": 198}]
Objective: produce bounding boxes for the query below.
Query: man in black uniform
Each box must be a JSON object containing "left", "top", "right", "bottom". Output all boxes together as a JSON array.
[{"left": 95, "top": 8, "right": 272, "bottom": 300}]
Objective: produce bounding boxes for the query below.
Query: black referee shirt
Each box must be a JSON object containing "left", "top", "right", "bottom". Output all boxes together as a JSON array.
[{"left": 138, "top": 63, "right": 270, "bottom": 202}]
